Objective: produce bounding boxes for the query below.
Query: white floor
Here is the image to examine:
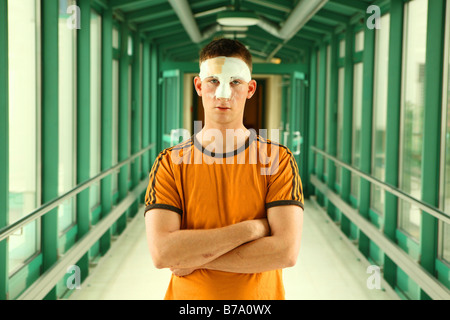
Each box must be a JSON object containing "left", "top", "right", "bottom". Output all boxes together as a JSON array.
[{"left": 68, "top": 199, "right": 399, "bottom": 300}]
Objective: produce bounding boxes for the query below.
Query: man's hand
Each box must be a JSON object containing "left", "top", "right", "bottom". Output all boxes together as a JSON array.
[{"left": 170, "top": 267, "right": 197, "bottom": 277}]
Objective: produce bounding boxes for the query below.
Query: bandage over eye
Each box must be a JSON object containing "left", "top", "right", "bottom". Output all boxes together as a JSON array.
[{"left": 199, "top": 56, "right": 252, "bottom": 99}]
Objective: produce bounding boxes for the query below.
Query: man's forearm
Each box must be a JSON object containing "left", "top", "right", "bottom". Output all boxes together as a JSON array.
[
  {"left": 201, "top": 234, "right": 299, "bottom": 274},
  {"left": 151, "top": 219, "right": 269, "bottom": 269}
]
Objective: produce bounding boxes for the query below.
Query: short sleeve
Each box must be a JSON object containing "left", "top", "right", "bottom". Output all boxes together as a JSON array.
[
  {"left": 265, "top": 147, "right": 304, "bottom": 210},
  {"left": 144, "top": 150, "right": 183, "bottom": 216}
]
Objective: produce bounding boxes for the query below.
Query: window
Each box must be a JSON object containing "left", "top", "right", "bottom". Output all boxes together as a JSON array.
[
  {"left": 355, "top": 30, "right": 364, "bottom": 52},
  {"left": 324, "top": 45, "right": 331, "bottom": 176},
  {"left": 315, "top": 50, "right": 320, "bottom": 169},
  {"left": 339, "top": 39, "right": 345, "bottom": 58},
  {"left": 90, "top": 10, "right": 102, "bottom": 214},
  {"left": 58, "top": 0, "right": 78, "bottom": 234},
  {"left": 351, "top": 62, "right": 363, "bottom": 200},
  {"left": 440, "top": 1, "right": 450, "bottom": 264},
  {"left": 7, "top": 0, "right": 41, "bottom": 275},
  {"left": 371, "top": 13, "right": 390, "bottom": 216},
  {"left": 336, "top": 67, "right": 345, "bottom": 185},
  {"left": 398, "top": 0, "right": 428, "bottom": 240},
  {"left": 112, "top": 60, "right": 119, "bottom": 194}
]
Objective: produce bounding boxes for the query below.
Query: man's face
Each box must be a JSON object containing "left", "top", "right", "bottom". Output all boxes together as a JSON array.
[{"left": 194, "top": 56, "right": 257, "bottom": 127}]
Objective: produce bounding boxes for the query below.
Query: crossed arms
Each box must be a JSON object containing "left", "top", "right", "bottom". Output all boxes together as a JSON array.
[{"left": 144, "top": 205, "right": 303, "bottom": 276}]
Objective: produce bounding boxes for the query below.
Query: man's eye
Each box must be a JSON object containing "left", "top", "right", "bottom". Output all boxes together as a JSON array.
[
  {"left": 231, "top": 80, "right": 241, "bottom": 85},
  {"left": 210, "top": 79, "right": 219, "bottom": 84}
]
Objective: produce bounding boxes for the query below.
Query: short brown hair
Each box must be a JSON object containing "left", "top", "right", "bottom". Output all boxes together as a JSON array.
[{"left": 199, "top": 38, "right": 253, "bottom": 72}]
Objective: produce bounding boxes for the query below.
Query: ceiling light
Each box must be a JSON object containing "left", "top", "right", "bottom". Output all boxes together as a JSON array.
[{"left": 217, "top": 11, "right": 259, "bottom": 27}]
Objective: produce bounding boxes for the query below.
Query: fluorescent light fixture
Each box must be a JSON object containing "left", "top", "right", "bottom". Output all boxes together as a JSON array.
[
  {"left": 217, "top": 11, "right": 259, "bottom": 27},
  {"left": 221, "top": 26, "right": 248, "bottom": 32}
]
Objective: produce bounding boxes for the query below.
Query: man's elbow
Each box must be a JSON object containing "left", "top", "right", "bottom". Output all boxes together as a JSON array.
[
  {"left": 148, "top": 244, "right": 172, "bottom": 269},
  {"left": 282, "top": 240, "right": 301, "bottom": 268}
]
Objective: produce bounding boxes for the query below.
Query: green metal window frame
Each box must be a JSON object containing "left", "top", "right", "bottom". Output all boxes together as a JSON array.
[
  {"left": 0, "top": 0, "right": 157, "bottom": 300},
  {"left": 310, "top": 0, "right": 450, "bottom": 300}
]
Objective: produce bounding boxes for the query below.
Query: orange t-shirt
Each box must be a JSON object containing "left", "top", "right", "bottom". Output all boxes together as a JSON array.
[{"left": 144, "top": 130, "right": 304, "bottom": 300}]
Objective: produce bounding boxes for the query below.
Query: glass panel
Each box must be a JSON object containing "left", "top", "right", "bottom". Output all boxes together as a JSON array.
[
  {"left": 351, "top": 62, "right": 363, "bottom": 199},
  {"left": 324, "top": 45, "right": 331, "bottom": 175},
  {"left": 371, "top": 13, "right": 390, "bottom": 215},
  {"left": 58, "top": 0, "right": 77, "bottom": 234},
  {"left": 442, "top": 6, "right": 450, "bottom": 263},
  {"left": 90, "top": 10, "right": 102, "bottom": 212},
  {"left": 398, "top": 0, "right": 428, "bottom": 240},
  {"left": 355, "top": 30, "right": 364, "bottom": 52},
  {"left": 315, "top": 50, "right": 320, "bottom": 169},
  {"left": 7, "top": 0, "right": 41, "bottom": 275},
  {"left": 128, "top": 64, "right": 132, "bottom": 181},
  {"left": 336, "top": 67, "right": 345, "bottom": 185},
  {"left": 339, "top": 39, "right": 345, "bottom": 58},
  {"left": 113, "top": 27, "right": 119, "bottom": 49},
  {"left": 112, "top": 60, "right": 119, "bottom": 193},
  {"left": 128, "top": 36, "right": 133, "bottom": 56}
]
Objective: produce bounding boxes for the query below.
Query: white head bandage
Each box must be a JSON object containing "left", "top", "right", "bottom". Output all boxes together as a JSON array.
[{"left": 199, "top": 56, "right": 252, "bottom": 99}]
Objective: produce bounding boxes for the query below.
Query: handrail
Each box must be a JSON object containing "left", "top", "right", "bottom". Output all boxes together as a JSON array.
[
  {"left": 310, "top": 174, "right": 450, "bottom": 300},
  {"left": 18, "top": 179, "right": 148, "bottom": 300},
  {"left": 0, "top": 143, "right": 155, "bottom": 242},
  {"left": 310, "top": 146, "right": 450, "bottom": 225}
]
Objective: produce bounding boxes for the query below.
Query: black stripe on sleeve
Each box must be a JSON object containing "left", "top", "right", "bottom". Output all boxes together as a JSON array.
[
  {"left": 144, "top": 204, "right": 183, "bottom": 217},
  {"left": 265, "top": 200, "right": 304, "bottom": 210}
]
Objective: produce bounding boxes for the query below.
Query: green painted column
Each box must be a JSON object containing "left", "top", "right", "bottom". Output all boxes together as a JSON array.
[
  {"left": 384, "top": 0, "right": 404, "bottom": 288},
  {"left": 100, "top": 7, "right": 113, "bottom": 255},
  {"left": 76, "top": 0, "right": 91, "bottom": 282},
  {"left": 316, "top": 45, "right": 327, "bottom": 206},
  {"left": 316, "top": 46, "right": 326, "bottom": 182},
  {"left": 117, "top": 22, "right": 130, "bottom": 233},
  {"left": 340, "top": 27, "right": 354, "bottom": 236},
  {"left": 358, "top": 15, "right": 376, "bottom": 257},
  {"left": 150, "top": 43, "right": 160, "bottom": 156},
  {"left": 142, "top": 40, "right": 151, "bottom": 176},
  {"left": 0, "top": 0, "right": 9, "bottom": 300},
  {"left": 41, "top": 0, "right": 59, "bottom": 300},
  {"left": 326, "top": 35, "right": 338, "bottom": 220},
  {"left": 130, "top": 32, "right": 142, "bottom": 218},
  {"left": 419, "top": 0, "right": 446, "bottom": 300},
  {"left": 307, "top": 49, "right": 317, "bottom": 198}
]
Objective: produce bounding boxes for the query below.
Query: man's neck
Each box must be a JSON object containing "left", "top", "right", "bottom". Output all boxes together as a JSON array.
[{"left": 196, "top": 125, "right": 250, "bottom": 154}]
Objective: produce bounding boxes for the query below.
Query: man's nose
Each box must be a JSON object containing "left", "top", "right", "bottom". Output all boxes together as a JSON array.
[{"left": 215, "top": 83, "right": 232, "bottom": 99}]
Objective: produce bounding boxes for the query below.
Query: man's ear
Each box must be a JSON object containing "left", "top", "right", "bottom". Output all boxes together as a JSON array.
[
  {"left": 247, "top": 79, "right": 257, "bottom": 99},
  {"left": 194, "top": 76, "right": 202, "bottom": 97}
]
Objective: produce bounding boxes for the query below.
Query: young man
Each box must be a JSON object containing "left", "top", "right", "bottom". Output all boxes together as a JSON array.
[{"left": 144, "top": 38, "right": 304, "bottom": 300}]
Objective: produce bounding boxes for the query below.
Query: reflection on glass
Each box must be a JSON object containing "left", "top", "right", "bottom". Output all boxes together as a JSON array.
[
  {"left": 90, "top": 10, "right": 102, "bottom": 212},
  {"left": 58, "top": 0, "right": 77, "bottom": 234},
  {"left": 7, "top": 0, "right": 41, "bottom": 275},
  {"left": 336, "top": 67, "right": 345, "bottom": 185},
  {"left": 351, "top": 62, "right": 363, "bottom": 199},
  {"left": 371, "top": 14, "right": 390, "bottom": 216},
  {"left": 398, "top": 0, "right": 428, "bottom": 240}
]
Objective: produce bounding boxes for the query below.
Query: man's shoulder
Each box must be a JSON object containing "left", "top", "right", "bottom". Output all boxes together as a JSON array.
[{"left": 255, "top": 135, "right": 293, "bottom": 157}]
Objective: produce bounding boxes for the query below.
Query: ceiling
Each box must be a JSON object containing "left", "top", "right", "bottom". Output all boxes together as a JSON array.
[{"left": 110, "top": 0, "right": 375, "bottom": 64}]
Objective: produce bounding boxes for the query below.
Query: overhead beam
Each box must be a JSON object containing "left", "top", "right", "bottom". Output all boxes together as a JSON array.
[
  {"left": 167, "top": 0, "right": 203, "bottom": 43},
  {"left": 329, "top": 0, "right": 367, "bottom": 11}
]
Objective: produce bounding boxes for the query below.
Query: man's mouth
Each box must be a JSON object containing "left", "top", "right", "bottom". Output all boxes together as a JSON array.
[{"left": 216, "top": 106, "right": 230, "bottom": 110}]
